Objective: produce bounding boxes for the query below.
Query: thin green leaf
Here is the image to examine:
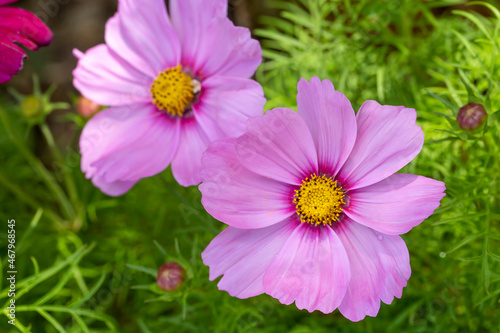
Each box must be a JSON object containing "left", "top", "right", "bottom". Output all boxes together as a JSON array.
[
  {"left": 70, "top": 272, "right": 106, "bottom": 309},
  {"left": 36, "top": 309, "right": 67, "bottom": 333},
  {"left": 426, "top": 89, "right": 458, "bottom": 114},
  {"left": 126, "top": 264, "right": 157, "bottom": 278},
  {"left": 446, "top": 232, "right": 485, "bottom": 254}
]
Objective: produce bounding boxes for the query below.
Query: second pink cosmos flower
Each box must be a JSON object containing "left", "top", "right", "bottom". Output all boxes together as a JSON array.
[
  {"left": 73, "top": 0, "right": 264, "bottom": 195},
  {"left": 0, "top": 0, "right": 53, "bottom": 83},
  {"left": 200, "top": 77, "right": 446, "bottom": 321}
]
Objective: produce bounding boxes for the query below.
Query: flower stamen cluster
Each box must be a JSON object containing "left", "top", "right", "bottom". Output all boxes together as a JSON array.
[
  {"left": 293, "top": 174, "right": 345, "bottom": 226},
  {"left": 151, "top": 65, "right": 198, "bottom": 117}
]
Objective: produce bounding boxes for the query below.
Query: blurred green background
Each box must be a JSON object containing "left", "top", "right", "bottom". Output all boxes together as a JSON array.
[{"left": 1, "top": 0, "right": 499, "bottom": 332}]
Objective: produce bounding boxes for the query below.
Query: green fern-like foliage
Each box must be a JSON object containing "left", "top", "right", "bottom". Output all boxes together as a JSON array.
[
  {"left": 1, "top": 212, "right": 117, "bottom": 332},
  {"left": 256, "top": 0, "right": 469, "bottom": 110}
]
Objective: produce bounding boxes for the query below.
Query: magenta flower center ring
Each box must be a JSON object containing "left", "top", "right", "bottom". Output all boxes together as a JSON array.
[
  {"left": 150, "top": 65, "right": 201, "bottom": 117},
  {"left": 293, "top": 174, "right": 346, "bottom": 226}
]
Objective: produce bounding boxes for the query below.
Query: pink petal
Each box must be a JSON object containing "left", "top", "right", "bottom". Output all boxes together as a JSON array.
[
  {"left": 195, "top": 76, "right": 265, "bottom": 139},
  {"left": 169, "top": 0, "right": 228, "bottom": 73},
  {"left": 0, "top": 7, "right": 53, "bottom": 50},
  {"left": 90, "top": 175, "right": 137, "bottom": 197},
  {"left": 344, "top": 173, "right": 446, "bottom": 235},
  {"left": 0, "top": 6, "right": 52, "bottom": 83},
  {"left": 202, "top": 220, "right": 295, "bottom": 299},
  {"left": 73, "top": 45, "right": 152, "bottom": 106},
  {"left": 0, "top": 42, "right": 25, "bottom": 81},
  {"left": 337, "top": 101, "right": 424, "bottom": 190},
  {"left": 200, "top": 138, "right": 295, "bottom": 229},
  {"left": 104, "top": 0, "right": 180, "bottom": 77},
  {"left": 263, "top": 221, "right": 350, "bottom": 313},
  {"left": 0, "top": 27, "right": 37, "bottom": 50},
  {"left": 191, "top": 16, "right": 261, "bottom": 78},
  {"left": 336, "top": 219, "right": 411, "bottom": 322},
  {"left": 171, "top": 117, "right": 208, "bottom": 186},
  {"left": 0, "top": 71, "right": 11, "bottom": 83},
  {"left": 80, "top": 103, "right": 180, "bottom": 196},
  {"left": 235, "top": 108, "right": 318, "bottom": 185},
  {"left": 172, "top": 75, "right": 265, "bottom": 188},
  {"left": 297, "top": 77, "right": 357, "bottom": 176}
]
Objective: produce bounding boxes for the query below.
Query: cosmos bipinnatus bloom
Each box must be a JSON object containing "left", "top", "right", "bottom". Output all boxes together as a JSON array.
[
  {"left": 200, "top": 77, "right": 445, "bottom": 321},
  {"left": 456, "top": 103, "right": 487, "bottom": 130},
  {"left": 0, "top": 0, "right": 53, "bottom": 83},
  {"left": 157, "top": 263, "right": 184, "bottom": 291},
  {"left": 73, "top": 0, "right": 264, "bottom": 196}
]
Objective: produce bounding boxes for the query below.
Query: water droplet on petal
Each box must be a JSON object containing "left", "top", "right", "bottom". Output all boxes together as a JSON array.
[{"left": 377, "top": 234, "right": 384, "bottom": 241}]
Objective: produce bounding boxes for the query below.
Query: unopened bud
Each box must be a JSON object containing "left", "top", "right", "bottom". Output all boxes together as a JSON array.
[
  {"left": 77, "top": 96, "right": 100, "bottom": 118},
  {"left": 456, "top": 103, "right": 487, "bottom": 130},
  {"left": 21, "top": 95, "right": 42, "bottom": 118},
  {"left": 157, "top": 263, "right": 184, "bottom": 291}
]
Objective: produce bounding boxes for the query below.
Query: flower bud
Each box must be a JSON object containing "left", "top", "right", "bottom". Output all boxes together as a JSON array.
[
  {"left": 20, "top": 95, "right": 42, "bottom": 118},
  {"left": 77, "top": 96, "right": 100, "bottom": 118},
  {"left": 456, "top": 103, "right": 487, "bottom": 130},
  {"left": 156, "top": 262, "right": 184, "bottom": 291}
]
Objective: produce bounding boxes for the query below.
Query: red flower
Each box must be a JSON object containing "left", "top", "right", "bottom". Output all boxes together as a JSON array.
[{"left": 0, "top": 0, "right": 53, "bottom": 83}]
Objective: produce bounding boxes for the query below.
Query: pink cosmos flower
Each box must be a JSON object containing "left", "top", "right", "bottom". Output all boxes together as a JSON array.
[
  {"left": 0, "top": 0, "right": 53, "bottom": 83},
  {"left": 200, "top": 77, "right": 445, "bottom": 321},
  {"left": 73, "top": 0, "right": 264, "bottom": 196}
]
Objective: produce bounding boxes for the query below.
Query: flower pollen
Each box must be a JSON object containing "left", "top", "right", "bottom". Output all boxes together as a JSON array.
[
  {"left": 151, "top": 65, "right": 198, "bottom": 117},
  {"left": 293, "top": 174, "right": 345, "bottom": 226}
]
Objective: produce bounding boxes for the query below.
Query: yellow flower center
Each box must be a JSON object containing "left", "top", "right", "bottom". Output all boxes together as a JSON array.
[
  {"left": 293, "top": 174, "right": 345, "bottom": 226},
  {"left": 150, "top": 65, "right": 200, "bottom": 117}
]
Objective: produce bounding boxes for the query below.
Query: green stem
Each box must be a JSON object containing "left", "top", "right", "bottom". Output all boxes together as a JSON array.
[
  {"left": 0, "top": 107, "right": 75, "bottom": 221},
  {"left": 11, "top": 305, "right": 116, "bottom": 329},
  {"left": 0, "top": 171, "right": 64, "bottom": 226},
  {"left": 39, "top": 122, "right": 79, "bottom": 207}
]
